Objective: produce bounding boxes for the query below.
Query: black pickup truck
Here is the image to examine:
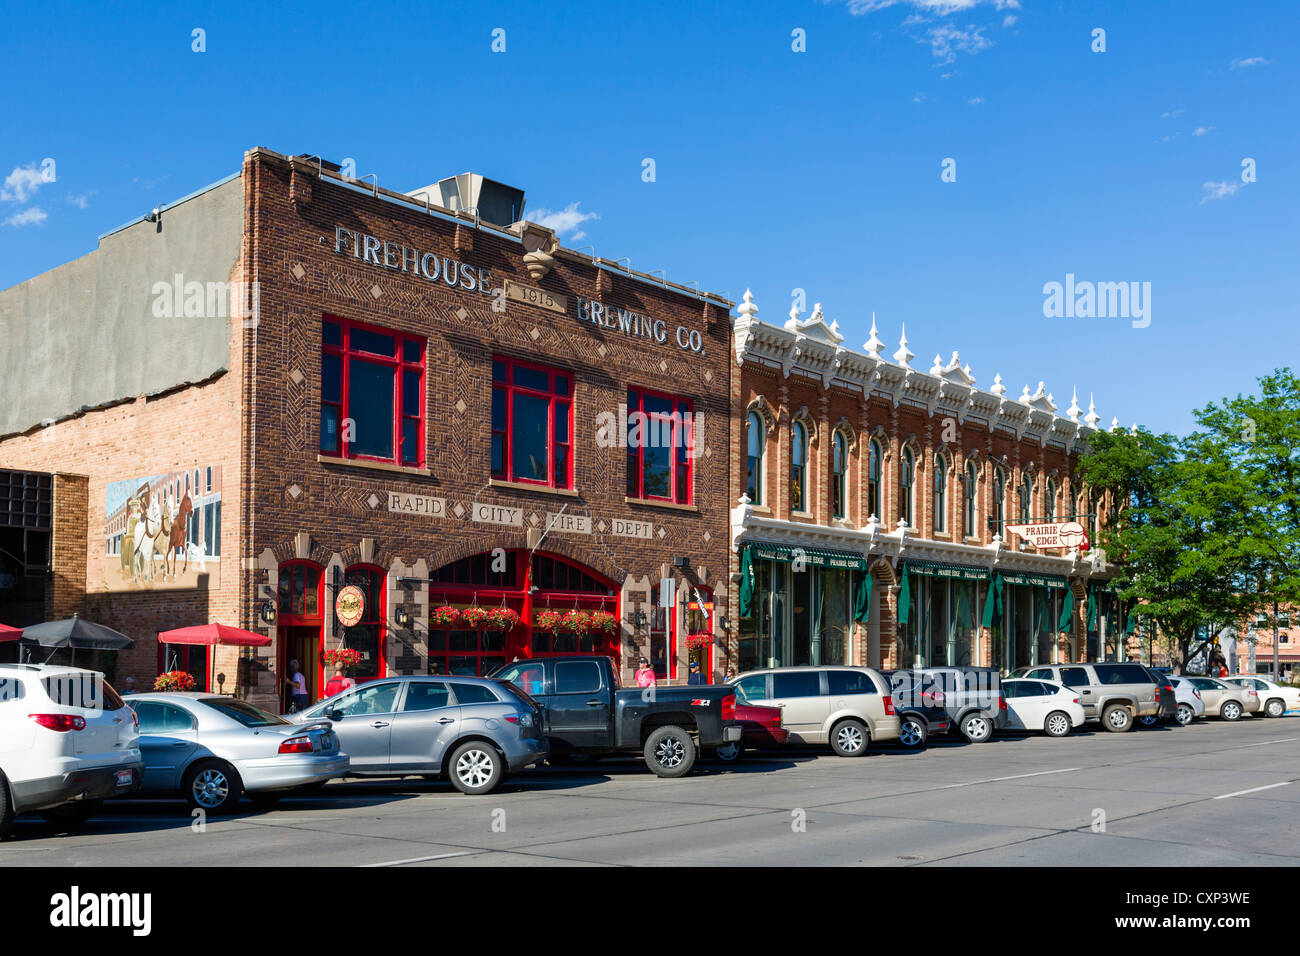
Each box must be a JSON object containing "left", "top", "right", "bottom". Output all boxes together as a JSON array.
[{"left": 489, "top": 656, "right": 741, "bottom": 777}]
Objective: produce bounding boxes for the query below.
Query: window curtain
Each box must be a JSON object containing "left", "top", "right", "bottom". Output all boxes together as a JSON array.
[
  {"left": 854, "top": 569, "right": 872, "bottom": 623},
  {"left": 897, "top": 564, "right": 912, "bottom": 625},
  {"left": 1057, "top": 587, "right": 1076, "bottom": 632},
  {"left": 981, "top": 573, "right": 1004, "bottom": 628}
]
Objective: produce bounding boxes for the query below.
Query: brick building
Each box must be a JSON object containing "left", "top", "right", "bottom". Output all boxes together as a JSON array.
[
  {"left": 725, "top": 294, "right": 1122, "bottom": 674},
  {"left": 0, "top": 148, "right": 733, "bottom": 707}
]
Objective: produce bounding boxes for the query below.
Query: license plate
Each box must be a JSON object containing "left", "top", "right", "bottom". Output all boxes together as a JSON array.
[{"left": 115, "top": 769, "right": 133, "bottom": 787}]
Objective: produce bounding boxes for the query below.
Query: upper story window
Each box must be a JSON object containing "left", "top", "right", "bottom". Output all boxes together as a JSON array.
[
  {"left": 491, "top": 357, "right": 573, "bottom": 488},
  {"left": 964, "top": 461, "right": 977, "bottom": 537},
  {"left": 1019, "top": 473, "right": 1033, "bottom": 523},
  {"left": 830, "top": 431, "right": 847, "bottom": 520},
  {"left": 321, "top": 317, "right": 426, "bottom": 467},
  {"left": 900, "top": 446, "right": 915, "bottom": 527},
  {"left": 1046, "top": 478, "right": 1058, "bottom": 521},
  {"left": 626, "top": 388, "right": 693, "bottom": 504},
  {"left": 791, "top": 421, "right": 808, "bottom": 513},
  {"left": 746, "top": 412, "right": 765, "bottom": 505},
  {"left": 933, "top": 454, "right": 947, "bottom": 533},
  {"left": 867, "top": 439, "right": 882, "bottom": 520},
  {"left": 993, "top": 466, "right": 1006, "bottom": 532}
]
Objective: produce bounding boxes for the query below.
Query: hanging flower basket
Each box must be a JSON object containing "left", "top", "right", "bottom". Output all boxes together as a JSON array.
[
  {"left": 323, "top": 647, "right": 364, "bottom": 670},
  {"left": 534, "top": 610, "right": 564, "bottom": 633},
  {"left": 685, "top": 633, "right": 714, "bottom": 649},
  {"left": 458, "top": 606, "right": 491, "bottom": 630},
  {"left": 560, "top": 609, "right": 591, "bottom": 635},
  {"left": 589, "top": 611, "right": 619, "bottom": 635},
  {"left": 430, "top": 606, "right": 461, "bottom": 628},
  {"left": 154, "top": 670, "right": 196, "bottom": 692},
  {"left": 486, "top": 607, "right": 521, "bottom": 632}
]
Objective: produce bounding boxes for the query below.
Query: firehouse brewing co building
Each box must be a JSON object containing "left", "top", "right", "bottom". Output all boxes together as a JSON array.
[{"left": 0, "top": 149, "right": 733, "bottom": 709}]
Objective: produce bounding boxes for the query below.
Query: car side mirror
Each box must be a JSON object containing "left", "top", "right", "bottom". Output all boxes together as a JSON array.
[{"left": 326, "top": 709, "right": 344, "bottom": 721}]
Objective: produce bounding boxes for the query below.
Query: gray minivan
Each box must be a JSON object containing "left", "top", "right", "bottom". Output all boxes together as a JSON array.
[{"left": 1012, "top": 662, "right": 1161, "bottom": 732}]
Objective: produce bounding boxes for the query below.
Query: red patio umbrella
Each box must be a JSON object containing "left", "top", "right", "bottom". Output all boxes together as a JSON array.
[
  {"left": 0, "top": 623, "right": 22, "bottom": 642},
  {"left": 158, "top": 623, "right": 271, "bottom": 694}
]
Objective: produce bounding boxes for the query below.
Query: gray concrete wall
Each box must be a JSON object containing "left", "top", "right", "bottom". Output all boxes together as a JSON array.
[{"left": 0, "top": 176, "right": 244, "bottom": 437}]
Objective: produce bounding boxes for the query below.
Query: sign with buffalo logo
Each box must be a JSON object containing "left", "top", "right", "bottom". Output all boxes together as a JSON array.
[
  {"left": 1004, "top": 520, "right": 1090, "bottom": 552},
  {"left": 334, "top": 585, "right": 366, "bottom": 627}
]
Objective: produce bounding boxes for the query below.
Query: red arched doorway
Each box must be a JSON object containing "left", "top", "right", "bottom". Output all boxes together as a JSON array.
[
  {"left": 426, "top": 550, "right": 618, "bottom": 677},
  {"left": 277, "top": 560, "right": 323, "bottom": 710}
]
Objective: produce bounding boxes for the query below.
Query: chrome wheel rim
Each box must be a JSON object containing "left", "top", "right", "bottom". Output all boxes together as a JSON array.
[
  {"left": 455, "top": 749, "right": 494, "bottom": 789},
  {"left": 964, "top": 716, "right": 989, "bottom": 741},
  {"left": 1107, "top": 709, "right": 1129, "bottom": 730},
  {"left": 1223, "top": 702, "right": 1240, "bottom": 720},
  {"left": 1176, "top": 705, "right": 1192, "bottom": 726},
  {"left": 191, "top": 769, "right": 230, "bottom": 809},
  {"left": 899, "top": 720, "right": 924, "bottom": 747},
  {"left": 654, "top": 735, "right": 686, "bottom": 768},
  {"left": 1267, "top": 700, "right": 1283, "bottom": 717},
  {"left": 836, "top": 724, "right": 864, "bottom": 752},
  {"left": 1046, "top": 714, "right": 1069, "bottom": 736}
]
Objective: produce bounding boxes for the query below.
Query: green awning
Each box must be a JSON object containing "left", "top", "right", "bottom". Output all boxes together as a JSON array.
[
  {"left": 900, "top": 561, "right": 990, "bottom": 582},
  {"left": 981, "top": 573, "right": 1004, "bottom": 628},
  {"left": 1086, "top": 591, "right": 1097, "bottom": 631},
  {"left": 1058, "top": 587, "right": 1076, "bottom": 632},
  {"left": 1126, "top": 609, "right": 1139, "bottom": 634},
  {"left": 897, "top": 564, "right": 912, "bottom": 625},
  {"left": 738, "top": 546, "right": 754, "bottom": 619},
  {"left": 853, "top": 570, "right": 872, "bottom": 624},
  {"left": 1000, "top": 571, "right": 1068, "bottom": 589},
  {"left": 745, "top": 541, "right": 868, "bottom": 572}
]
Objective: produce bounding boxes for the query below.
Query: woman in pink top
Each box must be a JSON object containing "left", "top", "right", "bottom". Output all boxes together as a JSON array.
[{"left": 634, "top": 657, "right": 657, "bottom": 688}]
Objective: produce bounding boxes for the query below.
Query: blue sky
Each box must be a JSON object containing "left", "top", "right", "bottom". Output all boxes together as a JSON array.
[{"left": 2, "top": 0, "right": 1295, "bottom": 435}]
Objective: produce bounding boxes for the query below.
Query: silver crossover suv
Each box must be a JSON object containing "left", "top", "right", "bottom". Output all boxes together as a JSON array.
[
  {"left": 1013, "top": 661, "right": 1161, "bottom": 732},
  {"left": 729, "top": 666, "right": 900, "bottom": 756},
  {"left": 295, "top": 676, "right": 547, "bottom": 794}
]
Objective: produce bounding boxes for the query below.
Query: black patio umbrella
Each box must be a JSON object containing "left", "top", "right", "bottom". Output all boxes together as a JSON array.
[{"left": 19, "top": 614, "right": 133, "bottom": 664}]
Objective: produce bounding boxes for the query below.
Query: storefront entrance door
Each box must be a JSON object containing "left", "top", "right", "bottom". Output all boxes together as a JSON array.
[{"left": 279, "top": 625, "right": 320, "bottom": 711}]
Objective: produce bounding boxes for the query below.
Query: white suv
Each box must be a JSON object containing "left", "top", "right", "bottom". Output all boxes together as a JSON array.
[{"left": 0, "top": 664, "right": 143, "bottom": 835}]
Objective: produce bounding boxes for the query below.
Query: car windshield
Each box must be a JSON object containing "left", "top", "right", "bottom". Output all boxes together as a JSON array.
[{"left": 199, "top": 697, "right": 289, "bottom": 727}]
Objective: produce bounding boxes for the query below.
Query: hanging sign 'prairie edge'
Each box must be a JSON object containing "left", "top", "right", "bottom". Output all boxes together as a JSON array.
[{"left": 1005, "top": 520, "right": 1090, "bottom": 551}]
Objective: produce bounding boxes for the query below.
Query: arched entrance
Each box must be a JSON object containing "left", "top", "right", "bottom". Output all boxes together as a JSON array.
[
  {"left": 277, "top": 560, "right": 323, "bottom": 709},
  {"left": 426, "top": 550, "right": 618, "bottom": 676}
]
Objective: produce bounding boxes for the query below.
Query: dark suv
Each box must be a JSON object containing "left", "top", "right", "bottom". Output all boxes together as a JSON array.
[{"left": 885, "top": 667, "right": 1008, "bottom": 746}]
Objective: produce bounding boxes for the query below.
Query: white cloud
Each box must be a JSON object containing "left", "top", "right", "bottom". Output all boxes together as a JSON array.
[
  {"left": 66, "top": 192, "right": 94, "bottom": 208},
  {"left": 1200, "top": 180, "right": 1245, "bottom": 203},
  {"left": 1160, "top": 108, "right": 1184, "bottom": 119},
  {"left": 528, "top": 201, "right": 599, "bottom": 238},
  {"left": 1003, "top": 14, "right": 1017, "bottom": 26},
  {"left": 925, "top": 22, "right": 992, "bottom": 63},
  {"left": 968, "top": 96, "right": 985, "bottom": 104},
  {"left": 1, "top": 164, "right": 48, "bottom": 203},
  {"left": 1230, "top": 56, "right": 1271, "bottom": 69},
  {"left": 3, "top": 206, "right": 48, "bottom": 226},
  {"left": 1192, "top": 126, "right": 1213, "bottom": 137},
  {"left": 844, "top": 0, "right": 1019, "bottom": 13},
  {"left": 834, "top": 0, "right": 1014, "bottom": 62},
  {"left": 913, "top": 91, "right": 928, "bottom": 103}
]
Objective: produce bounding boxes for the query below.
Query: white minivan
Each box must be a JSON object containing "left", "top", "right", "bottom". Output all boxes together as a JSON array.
[
  {"left": 729, "top": 666, "right": 900, "bottom": 756},
  {"left": 0, "top": 664, "right": 143, "bottom": 835}
]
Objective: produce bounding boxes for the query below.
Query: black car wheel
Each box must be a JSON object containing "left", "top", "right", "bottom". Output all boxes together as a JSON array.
[
  {"left": 1175, "top": 703, "right": 1194, "bottom": 726},
  {"left": 1043, "top": 711, "right": 1072, "bottom": 738},
  {"left": 1265, "top": 698, "right": 1285, "bottom": 718},
  {"left": 0, "top": 772, "right": 14, "bottom": 838},
  {"left": 184, "top": 760, "right": 243, "bottom": 813},
  {"left": 1102, "top": 704, "right": 1133, "bottom": 732},
  {"left": 1220, "top": 700, "right": 1243, "bottom": 721},
  {"left": 450, "top": 742, "right": 504, "bottom": 795},
  {"left": 829, "top": 719, "right": 869, "bottom": 756},
  {"left": 644, "top": 725, "right": 697, "bottom": 777},
  {"left": 897, "top": 716, "right": 927, "bottom": 749},
  {"left": 960, "top": 714, "right": 993, "bottom": 743},
  {"left": 39, "top": 799, "right": 102, "bottom": 828}
]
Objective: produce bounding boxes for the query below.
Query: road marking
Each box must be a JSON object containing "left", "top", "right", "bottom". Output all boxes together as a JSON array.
[
  {"left": 1235, "top": 737, "right": 1297, "bottom": 747},
  {"left": 937, "top": 767, "right": 1080, "bottom": 789},
  {"left": 1213, "top": 782, "right": 1291, "bottom": 800},
  {"left": 360, "top": 851, "right": 477, "bottom": 867}
]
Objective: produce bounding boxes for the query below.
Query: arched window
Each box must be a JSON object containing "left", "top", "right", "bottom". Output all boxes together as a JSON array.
[
  {"left": 993, "top": 466, "right": 1006, "bottom": 533},
  {"left": 791, "top": 421, "right": 808, "bottom": 513},
  {"left": 1046, "top": 478, "right": 1058, "bottom": 521},
  {"left": 1019, "top": 473, "right": 1033, "bottom": 523},
  {"left": 933, "top": 454, "right": 948, "bottom": 533},
  {"left": 831, "top": 431, "right": 847, "bottom": 520},
  {"left": 964, "top": 461, "right": 978, "bottom": 537},
  {"left": 900, "top": 446, "right": 915, "bottom": 527},
  {"left": 341, "top": 565, "right": 386, "bottom": 680},
  {"left": 867, "top": 439, "right": 882, "bottom": 520},
  {"left": 746, "top": 411, "right": 765, "bottom": 505}
]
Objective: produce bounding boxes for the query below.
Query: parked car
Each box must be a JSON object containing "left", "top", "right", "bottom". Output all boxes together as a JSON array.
[
  {"left": 1012, "top": 662, "right": 1162, "bottom": 732},
  {"left": 728, "top": 666, "right": 900, "bottom": 756},
  {"left": 1186, "top": 676, "right": 1257, "bottom": 721},
  {"left": 1221, "top": 676, "right": 1300, "bottom": 718},
  {"left": 296, "top": 675, "right": 546, "bottom": 794},
  {"left": 1137, "top": 666, "right": 1179, "bottom": 727},
  {"left": 490, "top": 656, "right": 739, "bottom": 777},
  {"left": 713, "top": 693, "right": 787, "bottom": 761},
  {"left": 0, "top": 664, "right": 143, "bottom": 835},
  {"left": 999, "top": 678, "right": 1086, "bottom": 736},
  {"left": 128, "top": 693, "right": 347, "bottom": 811},
  {"left": 885, "top": 667, "right": 1007, "bottom": 745},
  {"left": 1166, "top": 676, "right": 1206, "bottom": 726}
]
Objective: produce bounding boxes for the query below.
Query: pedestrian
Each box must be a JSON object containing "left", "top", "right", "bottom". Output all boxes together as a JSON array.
[
  {"left": 687, "top": 660, "right": 705, "bottom": 685},
  {"left": 121, "top": 676, "right": 136, "bottom": 695},
  {"left": 634, "top": 656, "right": 657, "bottom": 688},
  {"left": 283, "top": 659, "right": 309, "bottom": 712},
  {"left": 323, "top": 664, "right": 353, "bottom": 699}
]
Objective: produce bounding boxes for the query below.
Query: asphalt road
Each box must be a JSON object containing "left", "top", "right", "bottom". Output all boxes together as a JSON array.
[{"left": 3, "top": 715, "right": 1298, "bottom": 866}]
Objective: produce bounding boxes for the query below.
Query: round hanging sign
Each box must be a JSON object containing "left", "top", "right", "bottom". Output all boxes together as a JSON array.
[{"left": 335, "top": 585, "right": 366, "bottom": 627}]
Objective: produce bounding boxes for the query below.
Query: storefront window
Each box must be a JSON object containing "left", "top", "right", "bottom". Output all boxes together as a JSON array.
[
  {"left": 626, "top": 387, "right": 693, "bottom": 504},
  {"left": 817, "top": 568, "right": 851, "bottom": 666},
  {"left": 321, "top": 317, "right": 425, "bottom": 466},
  {"left": 340, "top": 566, "right": 385, "bottom": 680},
  {"left": 746, "top": 412, "right": 764, "bottom": 505},
  {"left": 491, "top": 356, "right": 573, "bottom": 488}
]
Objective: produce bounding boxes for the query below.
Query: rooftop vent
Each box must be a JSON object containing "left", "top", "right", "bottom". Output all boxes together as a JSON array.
[{"left": 406, "top": 174, "right": 525, "bottom": 228}]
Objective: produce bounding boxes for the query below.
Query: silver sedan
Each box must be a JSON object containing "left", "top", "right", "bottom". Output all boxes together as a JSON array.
[{"left": 127, "top": 693, "right": 349, "bottom": 813}]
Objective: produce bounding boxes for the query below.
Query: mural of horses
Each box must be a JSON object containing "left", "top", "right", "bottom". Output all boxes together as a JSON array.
[
  {"left": 131, "top": 497, "right": 170, "bottom": 584},
  {"left": 165, "top": 493, "right": 193, "bottom": 579}
]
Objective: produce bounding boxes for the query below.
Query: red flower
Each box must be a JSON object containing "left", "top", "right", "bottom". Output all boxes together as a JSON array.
[
  {"left": 459, "top": 606, "right": 491, "bottom": 630},
  {"left": 486, "top": 607, "right": 521, "bottom": 631},
  {"left": 534, "top": 610, "right": 564, "bottom": 633},
  {"left": 430, "top": 606, "right": 461, "bottom": 628},
  {"left": 153, "top": 670, "right": 196, "bottom": 692}
]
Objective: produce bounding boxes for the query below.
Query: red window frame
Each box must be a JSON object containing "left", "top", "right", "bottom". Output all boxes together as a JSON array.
[
  {"left": 625, "top": 387, "right": 694, "bottom": 504},
  {"left": 491, "top": 356, "right": 573, "bottom": 488},
  {"left": 321, "top": 316, "right": 426, "bottom": 467}
]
